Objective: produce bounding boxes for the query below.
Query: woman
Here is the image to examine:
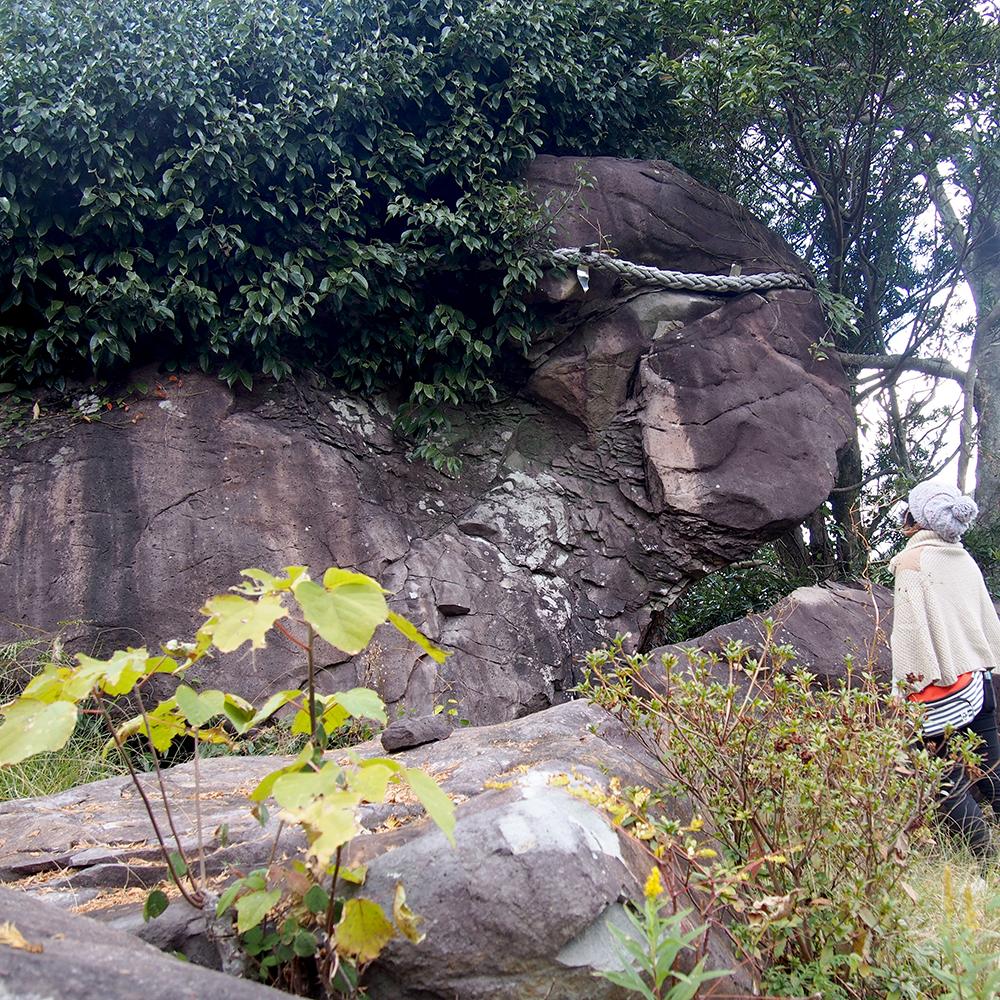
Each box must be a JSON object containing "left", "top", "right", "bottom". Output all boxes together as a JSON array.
[{"left": 890, "top": 479, "right": 1000, "bottom": 859}]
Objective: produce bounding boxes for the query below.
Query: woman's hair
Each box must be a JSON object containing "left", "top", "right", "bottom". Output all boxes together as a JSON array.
[{"left": 903, "top": 509, "right": 917, "bottom": 528}]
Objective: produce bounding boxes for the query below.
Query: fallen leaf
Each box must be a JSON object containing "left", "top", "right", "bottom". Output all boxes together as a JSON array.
[
  {"left": 31, "top": 401, "right": 40, "bottom": 420},
  {"left": 0, "top": 921, "right": 44, "bottom": 953}
]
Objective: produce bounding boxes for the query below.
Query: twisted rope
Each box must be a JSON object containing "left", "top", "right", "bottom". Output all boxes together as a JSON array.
[{"left": 545, "top": 247, "right": 813, "bottom": 294}]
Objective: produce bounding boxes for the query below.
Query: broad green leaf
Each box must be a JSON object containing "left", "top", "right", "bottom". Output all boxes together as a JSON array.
[
  {"left": 168, "top": 850, "right": 188, "bottom": 879},
  {"left": 59, "top": 648, "right": 160, "bottom": 699},
  {"left": 249, "top": 689, "right": 302, "bottom": 727},
  {"left": 291, "top": 697, "right": 348, "bottom": 736},
  {"left": 234, "top": 566, "right": 309, "bottom": 596},
  {"left": 393, "top": 883, "right": 424, "bottom": 944},
  {"left": 249, "top": 744, "right": 314, "bottom": 802},
  {"left": 282, "top": 790, "right": 362, "bottom": 869},
  {"left": 20, "top": 664, "right": 71, "bottom": 703},
  {"left": 336, "top": 898, "right": 395, "bottom": 963},
  {"left": 402, "top": 767, "right": 456, "bottom": 846},
  {"left": 292, "top": 929, "right": 318, "bottom": 957},
  {"left": 215, "top": 880, "right": 244, "bottom": 917},
  {"left": 293, "top": 579, "right": 387, "bottom": 655},
  {"left": 174, "top": 685, "right": 225, "bottom": 727},
  {"left": 349, "top": 762, "right": 393, "bottom": 802},
  {"left": 235, "top": 888, "right": 281, "bottom": 933},
  {"left": 143, "top": 889, "right": 169, "bottom": 922},
  {"left": 331, "top": 688, "right": 387, "bottom": 725},
  {"left": 0, "top": 700, "right": 78, "bottom": 766},
  {"left": 200, "top": 593, "right": 287, "bottom": 652},
  {"left": 322, "top": 568, "right": 387, "bottom": 592},
  {"left": 271, "top": 764, "right": 342, "bottom": 810},
  {"left": 222, "top": 692, "right": 256, "bottom": 733},
  {"left": 303, "top": 884, "right": 329, "bottom": 914},
  {"left": 387, "top": 612, "right": 449, "bottom": 664},
  {"left": 337, "top": 864, "right": 368, "bottom": 885}
]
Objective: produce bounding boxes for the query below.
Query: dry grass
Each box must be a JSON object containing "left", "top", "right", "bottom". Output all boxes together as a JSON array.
[
  {"left": 904, "top": 840, "right": 1000, "bottom": 943},
  {"left": 0, "top": 715, "right": 126, "bottom": 802}
]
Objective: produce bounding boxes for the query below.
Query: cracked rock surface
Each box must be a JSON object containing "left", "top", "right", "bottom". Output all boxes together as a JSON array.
[
  {"left": 0, "top": 155, "right": 854, "bottom": 720},
  {"left": 0, "top": 701, "right": 751, "bottom": 1000}
]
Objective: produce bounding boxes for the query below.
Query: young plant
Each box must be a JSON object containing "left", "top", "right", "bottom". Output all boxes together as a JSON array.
[
  {"left": 0, "top": 565, "right": 455, "bottom": 996},
  {"left": 600, "top": 865, "right": 730, "bottom": 1000}
]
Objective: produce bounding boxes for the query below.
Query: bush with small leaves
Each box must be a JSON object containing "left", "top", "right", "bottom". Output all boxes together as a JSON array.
[{"left": 578, "top": 630, "right": 959, "bottom": 997}]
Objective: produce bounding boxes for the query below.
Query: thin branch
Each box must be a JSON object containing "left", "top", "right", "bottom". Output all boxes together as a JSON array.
[
  {"left": 94, "top": 691, "right": 203, "bottom": 909},
  {"left": 836, "top": 352, "right": 968, "bottom": 383}
]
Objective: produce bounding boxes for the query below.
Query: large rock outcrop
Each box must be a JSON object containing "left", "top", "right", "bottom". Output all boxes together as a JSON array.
[
  {"left": 0, "top": 701, "right": 749, "bottom": 1000},
  {"left": 0, "top": 156, "right": 854, "bottom": 720},
  {"left": 651, "top": 580, "right": 895, "bottom": 686}
]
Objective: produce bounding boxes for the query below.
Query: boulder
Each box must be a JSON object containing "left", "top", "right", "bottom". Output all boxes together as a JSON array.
[
  {"left": 0, "top": 155, "right": 855, "bottom": 721},
  {"left": 0, "top": 886, "right": 287, "bottom": 1000},
  {"left": 0, "top": 701, "right": 749, "bottom": 999},
  {"left": 380, "top": 713, "right": 453, "bottom": 752},
  {"left": 650, "top": 580, "right": 894, "bottom": 686}
]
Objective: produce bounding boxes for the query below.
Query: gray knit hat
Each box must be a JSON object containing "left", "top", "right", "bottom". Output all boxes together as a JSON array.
[{"left": 906, "top": 479, "right": 979, "bottom": 542}]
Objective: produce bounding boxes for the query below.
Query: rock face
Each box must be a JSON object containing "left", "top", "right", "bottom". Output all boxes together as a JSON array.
[
  {"left": 651, "top": 580, "right": 895, "bottom": 686},
  {"left": 0, "top": 701, "right": 749, "bottom": 1000},
  {"left": 0, "top": 155, "right": 855, "bottom": 721},
  {"left": 0, "top": 886, "right": 288, "bottom": 1000}
]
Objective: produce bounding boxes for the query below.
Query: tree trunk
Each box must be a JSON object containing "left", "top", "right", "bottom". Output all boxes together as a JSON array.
[
  {"left": 973, "top": 311, "right": 1000, "bottom": 530},
  {"left": 969, "top": 216, "right": 999, "bottom": 531},
  {"left": 830, "top": 432, "right": 866, "bottom": 578}
]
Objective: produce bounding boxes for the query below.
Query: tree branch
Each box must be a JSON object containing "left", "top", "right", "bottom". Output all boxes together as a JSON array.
[{"left": 836, "top": 352, "right": 968, "bottom": 383}]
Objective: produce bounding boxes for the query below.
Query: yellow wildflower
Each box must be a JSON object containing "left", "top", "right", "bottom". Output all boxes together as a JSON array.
[{"left": 644, "top": 866, "right": 664, "bottom": 899}]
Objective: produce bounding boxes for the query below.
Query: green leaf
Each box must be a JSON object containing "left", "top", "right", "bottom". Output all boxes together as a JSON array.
[
  {"left": 168, "top": 851, "right": 189, "bottom": 879},
  {"left": 0, "top": 700, "right": 78, "bottom": 766},
  {"left": 222, "top": 693, "right": 256, "bottom": 733},
  {"left": 143, "top": 889, "right": 170, "bottom": 922},
  {"left": 293, "top": 579, "right": 387, "bottom": 655},
  {"left": 216, "top": 880, "right": 244, "bottom": 917},
  {"left": 281, "top": 790, "right": 362, "bottom": 869},
  {"left": 174, "top": 685, "right": 225, "bottom": 727},
  {"left": 401, "top": 767, "right": 456, "bottom": 845},
  {"left": 235, "top": 888, "right": 281, "bottom": 933},
  {"left": 249, "top": 744, "right": 314, "bottom": 802},
  {"left": 350, "top": 762, "right": 393, "bottom": 802},
  {"left": 249, "top": 689, "right": 302, "bottom": 727},
  {"left": 271, "top": 765, "right": 341, "bottom": 809},
  {"left": 303, "top": 884, "right": 329, "bottom": 914},
  {"left": 336, "top": 898, "right": 395, "bottom": 963},
  {"left": 200, "top": 593, "right": 287, "bottom": 652},
  {"left": 292, "top": 929, "right": 319, "bottom": 957},
  {"left": 387, "top": 612, "right": 449, "bottom": 663},
  {"left": 330, "top": 688, "right": 387, "bottom": 725}
]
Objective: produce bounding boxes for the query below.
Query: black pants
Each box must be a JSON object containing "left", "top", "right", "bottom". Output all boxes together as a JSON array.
[{"left": 929, "top": 678, "right": 1000, "bottom": 859}]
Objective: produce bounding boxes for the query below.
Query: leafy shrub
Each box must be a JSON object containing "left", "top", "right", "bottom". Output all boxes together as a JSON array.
[
  {"left": 579, "top": 632, "right": 953, "bottom": 997},
  {"left": 0, "top": 564, "right": 455, "bottom": 996},
  {"left": 0, "top": 0, "right": 680, "bottom": 440}
]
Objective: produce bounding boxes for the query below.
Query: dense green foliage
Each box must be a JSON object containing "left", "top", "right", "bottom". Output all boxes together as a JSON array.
[{"left": 0, "top": 0, "right": 679, "bottom": 440}]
